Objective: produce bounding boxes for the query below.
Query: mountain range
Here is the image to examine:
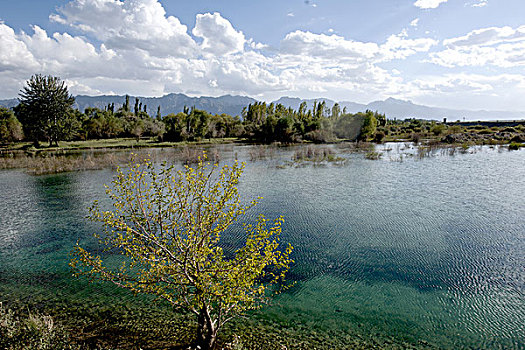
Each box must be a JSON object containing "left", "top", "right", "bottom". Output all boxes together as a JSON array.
[{"left": 1, "top": 93, "right": 523, "bottom": 121}]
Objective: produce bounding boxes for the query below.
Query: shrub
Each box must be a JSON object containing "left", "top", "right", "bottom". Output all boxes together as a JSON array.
[
  {"left": 374, "top": 131, "right": 385, "bottom": 143},
  {"left": 509, "top": 142, "right": 524, "bottom": 150}
]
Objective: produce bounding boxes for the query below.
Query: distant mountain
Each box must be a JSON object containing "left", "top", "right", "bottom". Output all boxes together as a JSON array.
[
  {"left": 273, "top": 96, "right": 524, "bottom": 121},
  {"left": 364, "top": 97, "right": 525, "bottom": 121},
  {"left": 1, "top": 93, "right": 523, "bottom": 121},
  {"left": 72, "top": 93, "right": 257, "bottom": 117},
  {"left": 271, "top": 97, "right": 368, "bottom": 115},
  {"left": 272, "top": 97, "right": 336, "bottom": 111},
  {"left": 0, "top": 98, "right": 18, "bottom": 109}
]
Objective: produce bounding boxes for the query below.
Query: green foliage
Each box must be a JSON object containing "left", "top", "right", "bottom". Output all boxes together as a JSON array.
[
  {"left": 163, "top": 112, "right": 188, "bottom": 141},
  {"left": 16, "top": 75, "right": 75, "bottom": 147},
  {"left": 509, "top": 142, "right": 524, "bottom": 150},
  {"left": 82, "top": 107, "right": 124, "bottom": 139},
  {"left": 333, "top": 114, "right": 365, "bottom": 140},
  {"left": 0, "top": 107, "right": 24, "bottom": 143},
  {"left": 430, "top": 123, "right": 446, "bottom": 136},
  {"left": 359, "top": 111, "right": 378, "bottom": 141},
  {"left": 374, "top": 131, "right": 386, "bottom": 143},
  {"left": 0, "top": 304, "right": 77, "bottom": 350},
  {"left": 365, "top": 151, "right": 382, "bottom": 160},
  {"left": 71, "top": 154, "right": 293, "bottom": 349},
  {"left": 448, "top": 125, "right": 463, "bottom": 134}
]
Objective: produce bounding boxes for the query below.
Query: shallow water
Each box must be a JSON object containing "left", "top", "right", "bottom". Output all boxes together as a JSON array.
[{"left": 0, "top": 144, "right": 524, "bottom": 348}]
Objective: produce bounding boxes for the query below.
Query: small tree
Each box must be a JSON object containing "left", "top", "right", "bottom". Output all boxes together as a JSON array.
[
  {"left": 71, "top": 155, "right": 293, "bottom": 350},
  {"left": 17, "top": 75, "right": 75, "bottom": 147},
  {"left": 359, "top": 111, "right": 378, "bottom": 141},
  {"left": 0, "top": 107, "right": 24, "bottom": 143}
]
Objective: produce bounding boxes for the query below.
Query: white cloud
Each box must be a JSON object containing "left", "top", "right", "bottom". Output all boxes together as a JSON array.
[
  {"left": 380, "top": 31, "right": 438, "bottom": 60},
  {"left": 280, "top": 31, "right": 379, "bottom": 62},
  {"left": 0, "top": 23, "right": 39, "bottom": 73},
  {"left": 402, "top": 73, "right": 525, "bottom": 110},
  {"left": 410, "top": 18, "right": 420, "bottom": 27},
  {"left": 472, "top": 0, "right": 488, "bottom": 7},
  {"left": 0, "top": 0, "right": 523, "bottom": 110},
  {"left": 51, "top": 0, "right": 196, "bottom": 57},
  {"left": 431, "top": 25, "right": 525, "bottom": 67},
  {"left": 280, "top": 30, "right": 436, "bottom": 64},
  {"left": 192, "top": 12, "right": 245, "bottom": 55},
  {"left": 414, "top": 0, "right": 448, "bottom": 9},
  {"left": 443, "top": 25, "right": 525, "bottom": 47}
]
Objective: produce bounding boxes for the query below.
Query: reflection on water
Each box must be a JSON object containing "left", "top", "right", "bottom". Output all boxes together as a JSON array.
[{"left": 0, "top": 144, "right": 524, "bottom": 348}]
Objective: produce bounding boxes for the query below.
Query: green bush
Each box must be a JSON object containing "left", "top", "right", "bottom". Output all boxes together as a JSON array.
[
  {"left": 374, "top": 131, "right": 386, "bottom": 143},
  {"left": 430, "top": 123, "right": 446, "bottom": 136},
  {"left": 477, "top": 128, "right": 493, "bottom": 135}
]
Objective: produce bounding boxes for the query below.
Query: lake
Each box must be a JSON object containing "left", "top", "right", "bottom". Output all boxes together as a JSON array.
[{"left": 0, "top": 143, "right": 524, "bottom": 349}]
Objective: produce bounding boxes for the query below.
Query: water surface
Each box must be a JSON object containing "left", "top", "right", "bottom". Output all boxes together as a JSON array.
[{"left": 0, "top": 144, "right": 523, "bottom": 348}]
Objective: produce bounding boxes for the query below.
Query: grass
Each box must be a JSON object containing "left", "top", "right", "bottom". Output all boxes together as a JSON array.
[
  {"left": 248, "top": 145, "right": 275, "bottom": 161},
  {"left": 292, "top": 146, "right": 345, "bottom": 164},
  {"left": 0, "top": 145, "right": 224, "bottom": 175},
  {"left": 0, "top": 303, "right": 79, "bottom": 350},
  {"left": 0, "top": 137, "right": 239, "bottom": 153},
  {"left": 0, "top": 152, "right": 134, "bottom": 175},
  {"left": 365, "top": 151, "right": 382, "bottom": 160}
]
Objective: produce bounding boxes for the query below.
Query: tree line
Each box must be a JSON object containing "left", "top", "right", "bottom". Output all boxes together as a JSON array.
[{"left": 0, "top": 75, "right": 383, "bottom": 146}]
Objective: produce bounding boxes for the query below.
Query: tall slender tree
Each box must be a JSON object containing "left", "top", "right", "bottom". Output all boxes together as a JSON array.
[{"left": 17, "top": 75, "right": 75, "bottom": 147}]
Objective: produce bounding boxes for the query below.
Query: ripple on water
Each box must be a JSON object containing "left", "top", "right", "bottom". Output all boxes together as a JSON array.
[{"left": 0, "top": 145, "right": 524, "bottom": 349}]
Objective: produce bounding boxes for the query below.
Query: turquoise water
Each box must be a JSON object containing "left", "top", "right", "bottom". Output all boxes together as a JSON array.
[{"left": 0, "top": 144, "right": 524, "bottom": 348}]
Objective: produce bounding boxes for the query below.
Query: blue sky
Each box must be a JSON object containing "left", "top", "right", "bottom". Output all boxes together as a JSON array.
[{"left": 1, "top": 0, "right": 524, "bottom": 111}]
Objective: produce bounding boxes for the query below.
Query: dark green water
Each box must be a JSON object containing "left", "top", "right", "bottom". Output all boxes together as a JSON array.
[{"left": 1, "top": 144, "right": 524, "bottom": 349}]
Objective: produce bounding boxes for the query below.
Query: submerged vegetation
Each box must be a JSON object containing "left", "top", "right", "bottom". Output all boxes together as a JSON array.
[{"left": 292, "top": 146, "right": 345, "bottom": 164}]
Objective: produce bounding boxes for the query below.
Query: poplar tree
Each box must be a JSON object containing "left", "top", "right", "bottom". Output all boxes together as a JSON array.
[{"left": 17, "top": 75, "right": 75, "bottom": 147}]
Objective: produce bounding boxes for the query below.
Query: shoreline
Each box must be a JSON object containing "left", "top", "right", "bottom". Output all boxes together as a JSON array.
[
  {"left": 0, "top": 139, "right": 522, "bottom": 175},
  {"left": 0, "top": 294, "right": 434, "bottom": 350}
]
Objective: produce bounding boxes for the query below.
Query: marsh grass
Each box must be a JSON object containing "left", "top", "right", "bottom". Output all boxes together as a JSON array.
[
  {"left": 248, "top": 145, "right": 275, "bottom": 161},
  {"left": 365, "top": 151, "right": 382, "bottom": 160},
  {"left": 0, "top": 152, "right": 133, "bottom": 175},
  {"left": 0, "top": 145, "right": 228, "bottom": 175},
  {"left": 0, "top": 137, "right": 239, "bottom": 153},
  {"left": 336, "top": 142, "right": 375, "bottom": 153},
  {"left": 292, "top": 146, "right": 345, "bottom": 164}
]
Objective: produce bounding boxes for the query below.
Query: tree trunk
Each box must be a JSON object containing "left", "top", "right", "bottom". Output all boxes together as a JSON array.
[{"left": 195, "top": 306, "right": 218, "bottom": 350}]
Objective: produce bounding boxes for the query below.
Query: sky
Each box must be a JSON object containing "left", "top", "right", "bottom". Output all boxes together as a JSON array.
[{"left": 1, "top": 0, "right": 525, "bottom": 111}]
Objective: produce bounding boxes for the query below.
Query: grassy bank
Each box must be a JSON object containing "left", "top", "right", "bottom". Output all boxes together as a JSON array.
[
  {"left": 1, "top": 137, "right": 239, "bottom": 153},
  {"left": 0, "top": 138, "right": 234, "bottom": 175},
  {"left": 382, "top": 121, "right": 525, "bottom": 145},
  {"left": 0, "top": 297, "right": 431, "bottom": 350}
]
